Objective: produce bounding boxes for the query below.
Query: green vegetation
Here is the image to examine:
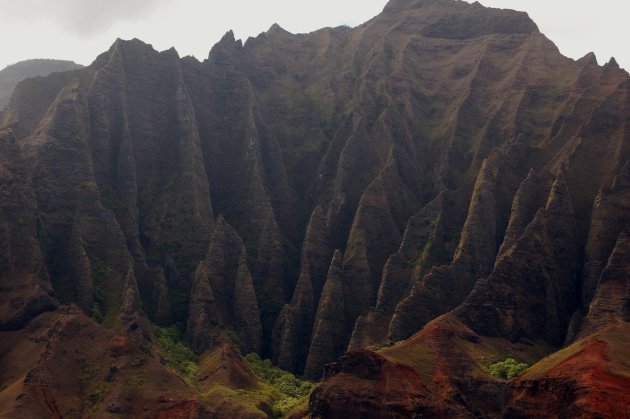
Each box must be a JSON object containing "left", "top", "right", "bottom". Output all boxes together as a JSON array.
[
  {"left": 91, "top": 286, "right": 105, "bottom": 323},
  {"left": 79, "top": 362, "right": 102, "bottom": 390},
  {"left": 371, "top": 339, "right": 403, "bottom": 351},
  {"left": 488, "top": 357, "right": 529, "bottom": 380},
  {"left": 156, "top": 325, "right": 198, "bottom": 378},
  {"left": 88, "top": 384, "right": 108, "bottom": 404},
  {"left": 128, "top": 371, "right": 146, "bottom": 387},
  {"left": 220, "top": 327, "right": 242, "bottom": 348},
  {"left": 423, "top": 218, "right": 437, "bottom": 229},
  {"left": 90, "top": 303, "right": 104, "bottom": 323},
  {"left": 129, "top": 354, "right": 144, "bottom": 367},
  {"left": 89, "top": 256, "right": 121, "bottom": 326},
  {"left": 520, "top": 339, "right": 585, "bottom": 379},
  {"left": 244, "top": 353, "right": 315, "bottom": 418},
  {"left": 204, "top": 385, "right": 270, "bottom": 417}
]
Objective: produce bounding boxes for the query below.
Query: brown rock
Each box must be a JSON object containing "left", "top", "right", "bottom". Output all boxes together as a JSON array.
[
  {"left": 577, "top": 232, "right": 630, "bottom": 338},
  {"left": 309, "top": 349, "right": 435, "bottom": 419},
  {"left": 186, "top": 217, "right": 262, "bottom": 355},
  {"left": 304, "top": 250, "right": 347, "bottom": 379},
  {"left": 457, "top": 172, "right": 579, "bottom": 345},
  {"left": 0, "top": 129, "right": 56, "bottom": 330},
  {"left": 0, "top": 0, "right": 629, "bottom": 412}
]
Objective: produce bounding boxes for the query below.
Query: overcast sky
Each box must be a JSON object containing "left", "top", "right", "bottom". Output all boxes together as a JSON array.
[{"left": 0, "top": 0, "right": 628, "bottom": 71}]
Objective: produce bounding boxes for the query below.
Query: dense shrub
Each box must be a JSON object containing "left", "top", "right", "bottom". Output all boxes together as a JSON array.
[
  {"left": 156, "top": 325, "right": 198, "bottom": 377},
  {"left": 244, "top": 353, "right": 314, "bottom": 417},
  {"left": 488, "top": 357, "right": 529, "bottom": 380}
]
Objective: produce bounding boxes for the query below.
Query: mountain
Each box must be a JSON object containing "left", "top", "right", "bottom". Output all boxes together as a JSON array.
[
  {"left": 0, "top": 59, "right": 83, "bottom": 109},
  {"left": 1, "top": 0, "right": 629, "bottom": 417}
]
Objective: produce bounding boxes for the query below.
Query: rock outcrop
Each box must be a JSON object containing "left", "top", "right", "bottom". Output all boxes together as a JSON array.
[
  {"left": 457, "top": 172, "right": 579, "bottom": 345},
  {"left": 0, "top": 0, "right": 629, "bottom": 415},
  {"left": 0, "top": 129, "right": 56, "bottom": 330},
  {"left": 187, "top": 217, "right": 262, "bottom": 355},
  {"left": 309, "top": 349, "right": 435, "bottom": 418},
  {"left": 311, "top": 319, "right": 630, "bottom": 418}
]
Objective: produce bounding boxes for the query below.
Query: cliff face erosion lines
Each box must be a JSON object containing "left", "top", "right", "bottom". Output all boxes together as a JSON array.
[{"left": 1, "top": 0, "right": 629, "bottom": 417}]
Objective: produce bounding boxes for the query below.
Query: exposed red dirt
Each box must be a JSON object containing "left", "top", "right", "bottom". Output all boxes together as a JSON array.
[
  {"left": 309, "top": 349, "right": 439, "bottom": 418},
  {"left": 0, "top": 309, "right": 221, "bottom": 418},
  {"left": 108, "top": 334, "right": 129, "bottom": 358},
  {"left": 542, "top": 340, "right": 630, "bottom": 417},
  {"left": 156, "top": 400, "right": 206, "bottom": 419},
  {"left": 316, "top": 319, "right": 630, "bottom": 418},
  {"left": 384, "top": 315, "right": 483, "bottom": 393}
]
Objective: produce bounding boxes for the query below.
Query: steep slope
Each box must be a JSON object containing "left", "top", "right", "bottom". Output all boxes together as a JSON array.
[
  {"left": 311, "top": 316, "right": 630, "bottom": 418},
  {"left": 187, "top": 216, "right": 262, "bottom": 355},
  {"left": 0, "top": 128, "right": 57, "bottom": 330},
  {"left": 0, "top": 0, "right": 629, "bottom": 416}
]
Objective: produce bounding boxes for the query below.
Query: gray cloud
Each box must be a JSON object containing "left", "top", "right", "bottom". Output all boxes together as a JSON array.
[{"left": 1, "top": 0, "right": 173, "bottom": 36}]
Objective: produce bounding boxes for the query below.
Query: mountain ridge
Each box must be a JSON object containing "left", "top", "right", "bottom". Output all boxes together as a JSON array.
[{"left": 0, "top": 0, "right": 629, "bottom": 417}]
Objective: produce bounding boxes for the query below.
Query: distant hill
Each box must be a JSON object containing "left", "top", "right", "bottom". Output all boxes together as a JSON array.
[{"left": 0, "top": 59, "right": 83, "bottom": 108}]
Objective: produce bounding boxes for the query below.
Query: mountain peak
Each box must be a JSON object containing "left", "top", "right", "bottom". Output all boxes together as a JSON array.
[
  {"left": 383, "top": 0, "right": 538, "bottom": 39},
  {"left": 606, "top": 56, "right": 620, "bottom": 69},
  {"left": 219, "top": 30, "right": 236, "bottom": 43},
  {"left": 578, "top": 52, "right": 598, "bottom": 66},
  {"left": 268, "top": 23, "right": 287, "bottom": 33},
  {"left": 111, "top": 37, "right": 155, "bottom": 52},
  {"left": 208, "top": 30, "right": 243, "bottom": 63},
  {"left": 384, "top": 0, "right": 453, "bottom": 12}
]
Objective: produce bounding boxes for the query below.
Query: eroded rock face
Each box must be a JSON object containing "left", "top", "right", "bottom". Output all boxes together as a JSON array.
[
  {"left": 186, "top": 217, "right": 262, "bottom": 355},
  {"left": 571, "top": 162, "right": 630, "bottom": 339},
  {"left": 389, "top": 143, "right": 535, "bottom": 342},
  {"left": 304, "top": 250, "right": 347, "bottom": 379},
  {"left": 0, "top": 129, "right": 57, "bottom": 330},
  {"left": 311, "top": 316, "right": 630, "bottom": 418},
  {"left": 0, "top": 0, "right": 629, "bottom": 406},
  {"left": 457, "top": 172, "right": 579, "bottom": 346},
  {"left": 577, "top": 232, "right": 630, "bottom": 338}
]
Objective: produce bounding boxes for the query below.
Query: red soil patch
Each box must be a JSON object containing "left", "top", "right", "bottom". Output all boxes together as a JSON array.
[
  {"left": 311, "top": 350, "right": 437, "bottom": 417},
  {"left": 156, "top": 400, "right": 203, "bottom": 419},
  {"left": 548, "top": 341, "right": 626, "bottom": 385},
  {"left": 384, "top": 315, "right": 476, "bottom": 398},
  {"left": 109, "top": 335, "right": 128, "bottom": 357},
  {"left": 545, "top": 340, "right": 630, "bottom": 416}
]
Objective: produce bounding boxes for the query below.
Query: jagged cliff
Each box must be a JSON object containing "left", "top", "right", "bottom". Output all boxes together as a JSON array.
[{"left": 1, "top": 0, "right": 629, "bottom": 417}]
